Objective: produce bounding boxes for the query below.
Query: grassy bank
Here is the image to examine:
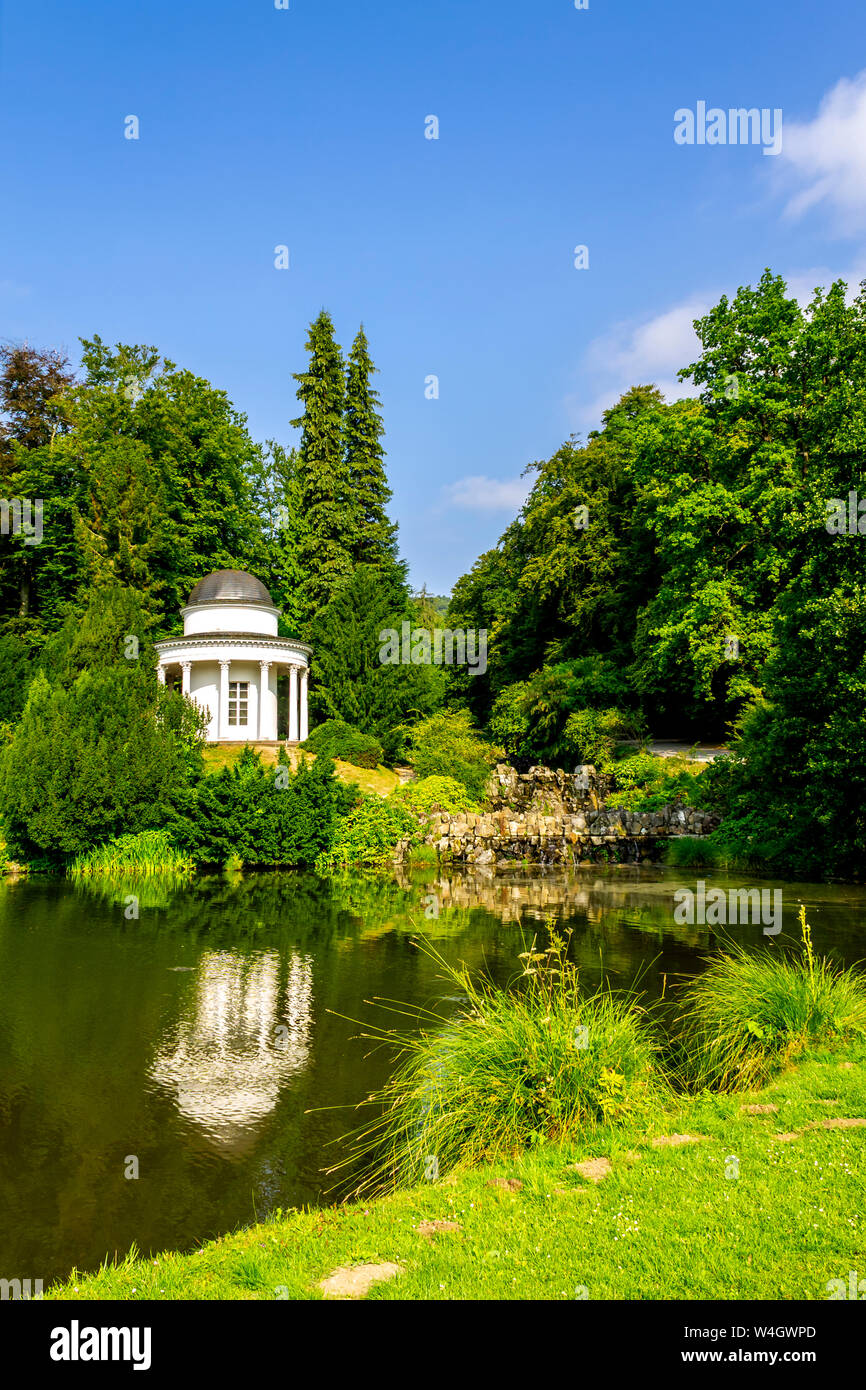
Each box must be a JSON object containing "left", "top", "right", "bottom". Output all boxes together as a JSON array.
[
  {"left": 47, "top": 1044, "right": 865, "bottom": 1301},
  {"left": 201, "top": 743, "right": 400, "bottom": 797}
]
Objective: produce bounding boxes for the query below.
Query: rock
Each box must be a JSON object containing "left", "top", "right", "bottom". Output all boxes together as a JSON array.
[
  {"left": 651, "top": 1133, "right": 706, "bottom": 1148},
  {"left": 417, "top": 1219, "right": 462, "bottom": 1240},
  {"left": 569, "top": 1157, "right": 613, "bottom": 1183},
  {"left": 318, "top": 1263, "right": 402, "bottom": 1299}
]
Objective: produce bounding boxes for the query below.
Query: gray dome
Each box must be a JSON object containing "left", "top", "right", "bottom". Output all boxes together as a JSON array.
[{"left": 187, "top": 570, "right": 273, "bottom": 606}]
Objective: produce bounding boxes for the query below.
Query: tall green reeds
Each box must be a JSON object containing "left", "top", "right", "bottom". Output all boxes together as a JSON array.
[
  {"left": 676, "top": 906, "right": 866, "bottom": 1092},
  {"left": 68, "top": 830, "right": 194, "bottom": 880},
  {"left": 330, "top": 927, "right": 663, "bottom": 1196}
]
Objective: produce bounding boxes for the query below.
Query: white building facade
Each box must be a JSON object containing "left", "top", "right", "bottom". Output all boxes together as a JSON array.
[{"left": 154, "top": 570, "right": 311, "bottom": 744}]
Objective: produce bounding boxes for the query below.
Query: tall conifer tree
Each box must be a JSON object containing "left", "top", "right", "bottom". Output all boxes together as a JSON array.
[
  {"left": 344, "top": 326, "right": 403, "bottom": 588},
  {"left": 291, "top": 311, "right": 353, "bottom": 623}
]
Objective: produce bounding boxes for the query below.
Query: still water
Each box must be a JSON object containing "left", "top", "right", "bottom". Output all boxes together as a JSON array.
[{"left": 0, "top": 865, "right": 863, "bottom": 1284}]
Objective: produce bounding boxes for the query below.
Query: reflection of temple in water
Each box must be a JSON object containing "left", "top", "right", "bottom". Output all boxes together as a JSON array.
[{"left": 150, "top": 950, "right": 313, "bottom": 1153}]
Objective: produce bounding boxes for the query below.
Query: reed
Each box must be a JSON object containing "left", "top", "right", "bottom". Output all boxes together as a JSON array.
[
  {"left": 68, "top": 830, "right": 194, "bottom": 880},
  {"left": 329, "top": 925, "right": 663, "bottom": 1196},
  {"left": 676, "top": 907, "right": 866, "bottom": 1091}
]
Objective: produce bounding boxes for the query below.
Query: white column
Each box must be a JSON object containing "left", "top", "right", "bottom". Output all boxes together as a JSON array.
[
  {"left": 181, "top": 661, "right": 191, "bottom": 696},
  {"left": 299, "top": 667, "right": 309, "bottom": 742},
  {"left": 259, "top": 662, "right": 271, "bottom": 740},
  {"left": 288, "top": 665, "right": 299, "bottom": 742},
  {"left": 219, "top": 660, "right": 230, "bottom": 740},
  {"left": 156, "top": 664, "right": 166, "bottom": 686}
]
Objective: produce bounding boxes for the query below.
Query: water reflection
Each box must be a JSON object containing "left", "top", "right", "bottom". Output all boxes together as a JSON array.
[
  {"left": 1, "top": 865, "right": 863, "bottom": 1284},
  {"left": 150, "top": 950, "right": 313, "bottom": 1153}
]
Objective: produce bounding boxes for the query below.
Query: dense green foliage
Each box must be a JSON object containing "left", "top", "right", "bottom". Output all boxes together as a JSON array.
[
  {"left": 0, "top": 588, "right": 204, "bottom": 861},
  {"left": 309, "top": 565, "right": 443, "bottom": 749},
  {"left": 607, "top": 753, "right": 706, "bottom": 811},
  {"left": 314, "top": 793, "right": 420, "bottom": 873},
  {"left": 301, "top": 718, "right": 384, "bottom": 769},
  {"left": 404, "top": 709, "right": 501, "bottom": 800},
  {"left": 446, "top": 271, "right": 866, "bottom": 874},
  {"left": 171, "top": 747, "right": 357, "bottom": 867},
  {"left": 394, "top": 775, "right": 480, "bottom": 815}
]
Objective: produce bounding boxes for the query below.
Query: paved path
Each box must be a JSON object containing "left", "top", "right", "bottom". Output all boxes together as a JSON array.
[{"left": 619, "top": 740, "right": 729, "bottom": 763}]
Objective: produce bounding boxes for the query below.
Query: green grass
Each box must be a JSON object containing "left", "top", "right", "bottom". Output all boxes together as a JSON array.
[
  {"left": 46, "top": 1044, "right": 866, "bottom": 1301},
  {"left": 675, "top": 911, "right": 866, "bottom": 1092},
  {"left": 328, "top": 930, "right": 664, "bottom": 1197},
  {"left": 201, "top": 743, "right": 400, "bottom": 797},
  {"left": 68, "top": 830, "right": 195, "bottom": 879}
]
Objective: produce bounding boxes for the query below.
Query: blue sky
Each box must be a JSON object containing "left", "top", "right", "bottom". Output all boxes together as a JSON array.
[{"left": 2, "top": 1, "right": 866, "bottom": 593}]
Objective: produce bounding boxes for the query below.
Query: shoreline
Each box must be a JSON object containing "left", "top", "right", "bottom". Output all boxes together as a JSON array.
[{"left": 45, "top": 1044, "right": 866, "bottom": 1301}]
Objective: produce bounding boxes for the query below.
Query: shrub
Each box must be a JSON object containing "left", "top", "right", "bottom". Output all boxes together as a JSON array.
[
  {"left": 406, "top": 709, "right": 501, "bottom": 800},
  {"left": 333, "top": 927, "right": 662, "bottom": 1194},
  {"left": 677, "top": 908, "right": 866, "bottom": 1092},
  {"left": 69, "top": 830, "right": 194, "bottom": 879},
  {"left": 172, "top": 748, "right": 357, "bottom": 867},
  {"left": 663, "top": 835, "right": 722, "bottom": 870},
  {"left": 301, "top": 719, "right": 384, "bottom": 770},
  {"left": 315, "top": 794, "right": 420, "bottom": 873},
  {"left": 608, "top": 753, "right": 706, "bottom": 811},
  {"left": 394, "top": 775, "right": 479, "bottom": 816},
  {"left": 562, "top": 707, "right": 639, "bottom": 772},
  {"left": 488, "top": 659, "right": 640, "bottom": 764}
]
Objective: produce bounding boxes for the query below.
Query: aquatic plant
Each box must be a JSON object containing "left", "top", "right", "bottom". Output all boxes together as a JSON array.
[
  {"left": 676, "top": 909, "right": 866, "bottom": 1091},
  {"left": 330, "top": 926, "right": 662, "bottom": 1195},
  {"left": 68, "top": 830, "right": 195, "bottom": 880}
]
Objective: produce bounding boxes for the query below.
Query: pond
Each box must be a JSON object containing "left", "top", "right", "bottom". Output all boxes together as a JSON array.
[{"left": 0, "top": 864, "right": 863, "bottom": 1285}]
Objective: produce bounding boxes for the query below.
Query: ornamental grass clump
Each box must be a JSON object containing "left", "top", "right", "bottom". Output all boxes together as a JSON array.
[
  {"left": 677, "top": 907, "right": 866, "bottom": 1093},
  {"left": 331, "top": 927, "right": 662, "bottom": 1196},
  {"left": 68, "top": 830, "right": 194, "bottom": 880}
]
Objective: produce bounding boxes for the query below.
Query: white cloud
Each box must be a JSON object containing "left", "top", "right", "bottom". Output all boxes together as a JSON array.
[
  {"left": 779, "top": 70, "right": 866, "bottom": 232},
  {"left": 443, "top": 474, "right": 531, "bottom": 512},
  {"left": 566, "top": 297, "right": 707, "bottom": 432}
]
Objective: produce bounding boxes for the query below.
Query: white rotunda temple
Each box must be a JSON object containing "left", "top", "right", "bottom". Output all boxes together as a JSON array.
[{"left": 154, "top": 570, "right": 311, "bottom": 744}]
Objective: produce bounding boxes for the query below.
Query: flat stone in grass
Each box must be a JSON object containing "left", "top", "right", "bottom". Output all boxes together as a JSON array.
[
  {"left": 318, "top": 1263, "right": 402, "bottom": 1299},
  {"left": 486, "top": 1178, "right": 523, "bottom": 1192},
  {"left": 739, "top": 1104, "right": 778, "bottom": 1114},
  {"left": 569, "top": 1157, "right": 613, "bottom": 1183},
  {"left": 651, "top": 1133, "right": 706, "bottom": 1148},
  {"left": 774, "top": 1117, "right": 865, "bottom": 1142},
  {"left": 417, "top": 1219, "right": 462, "bottom": 1241}
]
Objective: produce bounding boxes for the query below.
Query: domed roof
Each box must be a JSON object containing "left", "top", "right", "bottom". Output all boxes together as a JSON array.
[{"left": 187, "top": 570, "right": 273, "bottom": 607}]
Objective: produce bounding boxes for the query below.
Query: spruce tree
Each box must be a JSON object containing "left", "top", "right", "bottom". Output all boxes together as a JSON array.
[
  {"left": 291, "top": 311, "right": 353, "bottom": 624},
  {"left": 345, "top": 326, "right": 403, "bottom": 586}
]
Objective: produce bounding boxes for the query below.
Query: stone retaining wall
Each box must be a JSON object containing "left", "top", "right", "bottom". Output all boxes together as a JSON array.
[{"left": 414, "top": 762, "right": 717, "bottom": 869}]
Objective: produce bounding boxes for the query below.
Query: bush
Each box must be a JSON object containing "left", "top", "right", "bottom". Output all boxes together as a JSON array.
[
  {"left": 0, "top": 590, "right": 204, "bottom": 862},
  {"left": 315, "top": 794, "right": 420, "bottom": 873},
  {"left": 301, "top": 719, "right": 384, "bottom": 769},
  {"left": 663, "top": 835, "right": 722, "bottom": 870},
  {"left": 608, "top": 753, "right": 706, "bottom": 811},
  {"left": 562, "top": 707, "right": 640, "bottom": 772},
  {"left": 394, "top": 775, "right": 479, "bottom": 816},
  {"left": 333, "top": 927, "right": 662, "bottom": 1194},
  {"left": 406, "top": 710, "right": 501, "bottom": 800},
  {"left": 171, "top": 747, "right": 357, "bottom": 867},
  {"left": 69, "top": 830, "right": 194, "bottom": 879},
  {"left": 677, "top": 909, "right": 866, "bottom": 1092},
  {"left": 488, "top": 659, "right": 640, "bottom": 764}
]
